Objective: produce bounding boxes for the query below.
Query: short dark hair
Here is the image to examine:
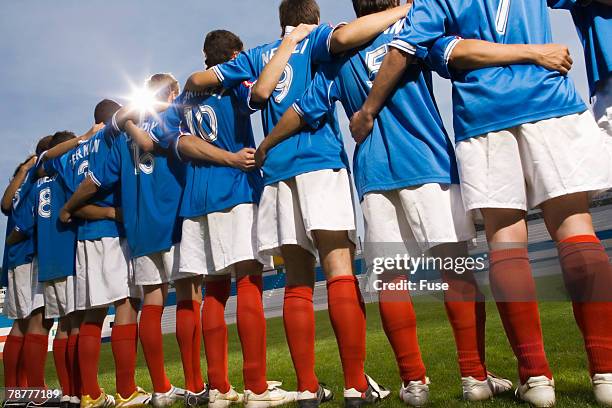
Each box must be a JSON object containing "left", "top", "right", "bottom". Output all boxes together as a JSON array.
[
  {"left": 146, "top": 73, "right": 180, "bottom": 101},
  {"left": 49, "top": 131, "right": 76, "bottom": 149},
  {"left": 203, "top": 30, "right": 244, "bottom": 68},
  {"left": 94, "top": 99, "right": 121, "bottom": 124},
  {"left": 35, "top": 135, "right": 53, "bottom": 156},
  {"left": 279, "top": 0, "right": 320, "bottom": 32},
  {"left": 352, "top": 0, "right": 399, "bottom": 17}
]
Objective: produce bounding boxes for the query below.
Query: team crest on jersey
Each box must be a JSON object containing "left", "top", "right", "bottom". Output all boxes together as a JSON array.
[{"left": 138, "top": 152, "right": 155, "bottom": 175}]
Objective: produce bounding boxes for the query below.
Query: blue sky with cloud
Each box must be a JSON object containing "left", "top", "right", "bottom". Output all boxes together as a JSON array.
[{"left": 0, "top": 1, "right": 590, "bottom": 256}]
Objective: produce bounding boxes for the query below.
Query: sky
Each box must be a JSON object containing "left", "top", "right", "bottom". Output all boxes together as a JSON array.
[{"left": 0, "top": 1, "right": 591, "bottom": 257}]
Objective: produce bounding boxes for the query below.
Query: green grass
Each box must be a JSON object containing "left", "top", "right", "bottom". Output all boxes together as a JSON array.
[{"left": 2, "top": 274, "right": 601, "bottom": 407}]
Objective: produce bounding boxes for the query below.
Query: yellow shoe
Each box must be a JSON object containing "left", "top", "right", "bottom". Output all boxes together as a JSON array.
[
  {"left": 115, "top": 387, "right": 152, "bottom": 408},
  {"left": 80, "top": 390, "right": 115, "bottom": 408}
]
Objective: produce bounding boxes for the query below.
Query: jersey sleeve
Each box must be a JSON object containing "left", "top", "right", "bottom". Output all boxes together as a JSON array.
[
  {"left": 424, "top": 35, "right": 463, "bottom": 79},
  {"left": 88, "top": 136, "right": 121, "bottom": 191},
  {"left": 212, "top": 49, "right": 259, "bottom": 89},
  {"left": 389, "top": 0, "right": 448, "bottom": 60},
  {"left": 310, "top": 24, "right": 336, "bottom": 64},
  {"left": 13, "top": 187, "right": 36, "bottom": 237},
  {"left": 293, "top": 70, "right": 337, "bottom": 129},
  {"left": 149, "top": 103, "right": 182, "bottom": 151},
  {"left": 233, "top": 81, "right": 259, "bottom": 115}
]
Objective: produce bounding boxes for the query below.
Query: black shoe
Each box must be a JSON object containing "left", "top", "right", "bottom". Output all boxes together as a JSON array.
[
  {"left": 185, "top": 387, "right": 210, "bottom": 407},
  {"left": 297, "top": 384, "right": 333, "bottom": 408},
  {"left": 344, "top": 375, "right": 391, "bottom": 408}
]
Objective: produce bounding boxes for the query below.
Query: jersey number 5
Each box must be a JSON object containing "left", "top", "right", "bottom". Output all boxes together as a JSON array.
[
  {"left": 495, "top": 0, "right": 511, "bottom": 35},
  {"left": 365, "top": 45, "right": 388, "bottom": 87}
]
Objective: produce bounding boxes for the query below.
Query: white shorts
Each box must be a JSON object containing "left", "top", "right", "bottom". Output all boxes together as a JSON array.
[
  {"left": 3, "top": 260, "right": 43, "bottom": 320},
  {"left": 456, "top": 111, "right": 611, "bottom": 211},
  {"left": 593, "top": 75, "right": 612, "bottom": 186},
  {"left": 43, "top": 276, "right": 76, "bottom": 319},
  {"left": 361, "top": 184, "right": 475, "bottom": 263},
  {"left": 134, "top": 245, "right": 180, "bottom": 286},
  {"left": 75, "top": 238, "right": 140, "bottom": 310},
  {"left": 257, "top": 168, "right": 357, "bottom": 257},
  {"left": 180, "top": 203, "right": 272, "bottom": 276}
]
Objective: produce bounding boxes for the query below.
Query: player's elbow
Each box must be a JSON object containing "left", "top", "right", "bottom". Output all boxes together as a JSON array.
[
  {"left": 250, "top": 85, "right": 270, "bottom": 105},
  {"left": 329, "top": 30, "right": 352, "bottom": 54},
  {"left": 137, "top": 138, "right": 156, "bottom": 153}
]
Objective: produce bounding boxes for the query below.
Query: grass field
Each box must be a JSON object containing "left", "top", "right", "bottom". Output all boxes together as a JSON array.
[{"left": 1, "top": 274, "right": 603, "bottom": 407}]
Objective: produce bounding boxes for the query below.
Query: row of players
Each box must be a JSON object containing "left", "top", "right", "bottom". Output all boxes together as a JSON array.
[{"left": 2, "top": 1, "right": 612, "bottom": 408}]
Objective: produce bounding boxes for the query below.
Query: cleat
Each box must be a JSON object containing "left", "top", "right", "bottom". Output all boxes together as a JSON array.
[
  {"left": 462, "top": 372, "right": 513, "bottom": 401},
  {"left": 399, "top": 378, "right": 430, "bottom": 407},
  {"left": 244, "top": 381, "right": 298, "bottom": 408},
  {"left": 516, "top": 376, "right": 556, "bottom": 407},
  {"left": 344, "top": 374, "right": 391, "bottom": 408},
  {"left": 208, "top": 386, "right": 242, "bottom": 408},
  {"left": 60, "top": 395, "right": 71, "bottom": 408},
  {"left": 150, "top": 385, "right": 185, "bottom": 408},
  {"left": 80, "top": 390, "right": 115, "bottom": 408},
  {"left": 70, "top": 396, "right": 81, "bottom": 408},
  {"left": 297, "top": 384, "right": 333, "bottom": 408},
  {"left": 593, "top": 373, "right": 612, "bottom": 407},
  {"left": 185, "top": 387, "right": 210, "bottom": 407},
  {"left": 114, "top": 387, "right": 151, "bottom": 408}
]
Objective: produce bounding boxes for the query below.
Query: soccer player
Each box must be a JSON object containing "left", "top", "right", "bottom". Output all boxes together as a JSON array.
[
  {"left": 350, "top": 1, "right": 612, "bottom": 406},
  {"left": 38, "top": 100, "right": 146, "bottom": 408},
  {"left": 2, "top": 137, "right": 51, "bottom": 391},
  {"left": 61, "top": 75, "right": 199, "bottom": 407},
  {"left": 183, "top": 1, "right": 409, "bottom": 406}
]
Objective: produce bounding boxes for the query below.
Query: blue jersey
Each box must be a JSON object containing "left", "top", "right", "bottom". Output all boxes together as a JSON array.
[
  {"left": 393, "top": 0, "right": 587, "bottom": 141},
  {"left": 561, "top": 2, "right": 612, "bottom": 95},
  {"left": 44, "top": 127, "right": 123, "bottom": 241},
  {"left": 89, "top": 117, "right": 185, "bottom": 258},
  {"left": 18, "top": 176, "right": 76, "bottom": 282},
  {"left": 295, "top": 20, "right": 458, "bottom": 200},
  {"left": 3, "top": 168, "right": 38, "bottom": 272},
  {"left": 212, "top": 24, "right": 349, "bottom": 184},
  {"left": 153, "top": 88, "right": 263, "bottom": 217}
]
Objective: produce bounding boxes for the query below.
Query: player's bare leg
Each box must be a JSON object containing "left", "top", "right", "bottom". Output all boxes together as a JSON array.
[
  {"left": 433, "top": 242, "right": 513, "bottom": 401},
  {"left": 481, "top": 208, "right": 555, "bottom": 407},
  {"left": 24, "top": 307, "right": 53, "bottom": 387},
  {"left": 139, "top": 284, "right": 174, "bottom": 400},
  {"left": 174, "top": 276, "right": 206, "bottom": 400},
  {"left": 4, "top": 319, "right": 29, "bottom": 389},
  {"left": 541, "top": 192, "right": 612, "bottom": 406},
  {"left": 316, "top": 230, "right": 389, "bottom": 407},
  {"left": 54, "top": 316, "right": 72, "bottom": 407}
]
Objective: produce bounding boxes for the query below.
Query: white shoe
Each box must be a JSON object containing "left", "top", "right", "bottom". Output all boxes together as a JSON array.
[
  {"left": 297, "top": 384, "right": 333, "bottom": 407},
  {"left": 244, "top": 381, "right": 297, "bottom": 408},
  {"left": 462, "top": 373, "right": 513, "bottom": 401},
  {"left": 209, "top": 386, "right": 243, "bottom": 408},
  {"left": 150, "top": 385, "right": 186, "bottom": 408},
  {"left": 399, "top": 378, "right": 430, "bottom": 407},
  {"left": 593, "top": 373, "right": 612, "bottom": 407},
  {"left": 344, "top": 374, "right": 391, "bottom": 407},
  {"left": 516, "top": 376, "right": 556, "bottom": 407}
]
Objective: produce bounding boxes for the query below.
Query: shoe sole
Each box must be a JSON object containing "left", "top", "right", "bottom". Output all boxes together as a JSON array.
[{"left": 298, "top": 391, "right": 334, "bottom": 408}]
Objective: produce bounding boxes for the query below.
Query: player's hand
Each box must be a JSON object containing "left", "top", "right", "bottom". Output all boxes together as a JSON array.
[
  {"left": 20, "top": 155, "right": 38, "bottom": 174},
  {"left": 81, "top": 123, "right": 105, "bottom": 141},
  {"left": 531, "top": 44, "right": 573, "bottom": 75},
  {"left": 287, "top": 24, "right": 317, "bottom": 44},
  {"left": 350, "top": 109, "right": 374, "bottom": 144},
  {"left": 255, "top": 145, "right": 268, "bottom": 168},
  {"left": 229, "top": 148, "right": 256, "bottom": 171},
  {"left": 59, "top": 207, "right": 72, "bottom": 223}
]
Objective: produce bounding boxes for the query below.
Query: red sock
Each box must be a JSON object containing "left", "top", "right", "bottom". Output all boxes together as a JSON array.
[
  {"left": 24, "top": 333, "right": 49, "bottom": 387},
  {"left": 78, "top": 322, "right": 103, "bottom": 399},
  {"left": 67, "top": 334, "right": 81, "bottom": 397},
  {"left": 3, "top": 335, "right": 25, "bottom": 387},
  {"left": 489, "top": 249, "right": 552, "bottom": 383},
  {"left": 111, "top": 324, "right": 138, "bottom": 399},
  {"left": 442, "top": 271, "right": 487, "bottom": 380},
  {"left": 236, "top": 275, "right": 268, "bottom": 394},
  {"left": 327, "top": 276, "right": 368, "bottom": 391},
  {"left": 17, "top": 343, "right": 28, "bottom": 387},
  {"left": 177, "top": 300, "right": 204, "bottom": 392},
  {"left": 558, "top": 235, "right": 612, "bottom": 375},
  {"left": 283, "top": 285, "right": 319, "bottom": 393},
  {"left": 53, "top": 338, "right": 70, "bottom": 395},
  {"left": 191, "top": 301, "right": 205, "bottom": 393},
  {"left": 202, "top": 280, "right": 231, "bottom": 393},
  {"left": 139, "top": 305, "right": 171, "bottom": 393},
  {"left": 378, "top": 276, "right": 426, "bottom": 383}
]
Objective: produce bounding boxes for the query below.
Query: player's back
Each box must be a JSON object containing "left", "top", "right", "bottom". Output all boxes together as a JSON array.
[{"left": 179, "top": 88, "right": 263, "bottom": 217}]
